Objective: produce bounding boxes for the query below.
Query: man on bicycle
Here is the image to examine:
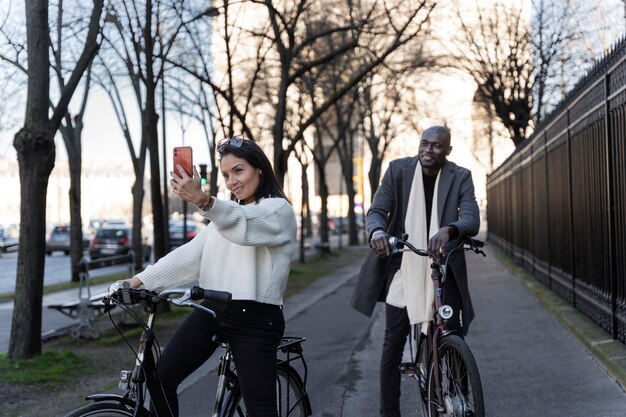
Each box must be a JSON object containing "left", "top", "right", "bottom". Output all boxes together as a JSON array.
[{"left": 351, "top": 125, "right": 480, "bottom": 417}]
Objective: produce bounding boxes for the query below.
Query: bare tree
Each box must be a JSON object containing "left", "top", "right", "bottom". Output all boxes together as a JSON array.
[
  {"left": 360, "top": 70, "right": 418, "bottom": 197},
  {"left": 102, "top": 0, "right": 213, "bottom": 261},
  {"left": 171, "top": 0, "right": 436, "bottom": 186},
  {"left": 93, "top": 56, "right": 149, "bottom": 269},
  {"left": 166, "top": 76, "right": 220, "bottom": 195},
  {"left": 1, "top": 1, "right": 100, "bottom": 282},
  {"left": 261, "top": 0, "right": 436, "bottom": 184},
  {"left": 7, "top": 0, "right": 103, "bottom": 359},
  {"left": 287, "top": 0, "right": 438, "bottom": 249},
  {"left": 470, "top": 89, "right": 496, "bottom": 173},
  {"left": 165, "top": 6, "right": 261, "bottom": 196},
  {"left": 452, "top": 1, "right": 533, "bottom": 148},
  {"left": 453, "top": 0, "right": 617, "bottom": 149},
  {"left": 51, "top": 2, "right": 98, "bottom": 282}
]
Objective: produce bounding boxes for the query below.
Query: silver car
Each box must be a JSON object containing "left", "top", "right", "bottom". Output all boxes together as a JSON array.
[{"left": 45, "top": 224, "right": 90, "bottom": 256}]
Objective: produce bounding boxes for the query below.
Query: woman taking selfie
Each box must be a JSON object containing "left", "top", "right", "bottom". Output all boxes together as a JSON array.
[{"left": 117, "top": 136, "right": 297, "bottom": 417}]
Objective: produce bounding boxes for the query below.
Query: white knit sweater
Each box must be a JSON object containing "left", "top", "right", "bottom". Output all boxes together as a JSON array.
[{"left": 136, "top": 197, "right": 297, "bottom": 305}]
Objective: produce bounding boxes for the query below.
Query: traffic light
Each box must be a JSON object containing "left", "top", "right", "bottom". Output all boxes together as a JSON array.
[{"left": 199, "top": 164, "right": 208, "bottom": 185}]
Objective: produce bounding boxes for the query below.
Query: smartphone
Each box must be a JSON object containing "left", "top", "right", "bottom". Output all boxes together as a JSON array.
[{"left": 173, "top": 146, "right": 193, "bottom": 177}]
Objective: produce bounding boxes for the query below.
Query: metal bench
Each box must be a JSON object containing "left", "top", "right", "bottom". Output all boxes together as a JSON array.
[{"left": 46, "top": 252, "right": 135, "bottom": 339}]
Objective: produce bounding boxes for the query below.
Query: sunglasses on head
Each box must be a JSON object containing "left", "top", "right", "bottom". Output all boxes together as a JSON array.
[{"left": 217, "top": 135, "right": 244, "bottom": 153}]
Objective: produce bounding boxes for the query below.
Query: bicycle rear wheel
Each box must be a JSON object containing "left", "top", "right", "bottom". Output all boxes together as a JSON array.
[
  {"left": 63, "top": 401, "right": 151, "bottom": 417},
  {"left": 425, "top": 334, "right": 484, "bottom": 417},
  {"left": 221, "top": 367, "right": 308, "bottom": 417}
]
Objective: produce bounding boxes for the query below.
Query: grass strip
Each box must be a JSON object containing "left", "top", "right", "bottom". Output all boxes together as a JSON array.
[
  {"left": 0, "top": 351, "right": 86, "bottom": 386},
  {"left": 0, "top": 245, "right": 370, "bottom": 389}
]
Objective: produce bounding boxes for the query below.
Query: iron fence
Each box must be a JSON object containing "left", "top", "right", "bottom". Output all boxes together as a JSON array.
[{"left": 486, "top": 38, "right": 626, "bottom": 343}]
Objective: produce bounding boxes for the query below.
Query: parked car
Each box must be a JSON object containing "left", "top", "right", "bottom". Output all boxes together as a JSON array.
[
  {"left": 89, "top": 225, "right": 151, "bottom": 261},
  {"left": 45, "top": 224, "right": 90, "bottom": 256},
  {"left": 0, "top": 226, "right": 19, "bottom": 253},
  {"left": 168, "top": 220, "right": 205, "bottom": 250}
]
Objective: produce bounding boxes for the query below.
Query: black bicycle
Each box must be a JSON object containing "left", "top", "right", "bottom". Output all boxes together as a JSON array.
[
  {"left": 390, "top": 234, "right": 486, "bottom": 417},
  {"left": 63, "top": 285, "right": 312, "bottom": 417}
]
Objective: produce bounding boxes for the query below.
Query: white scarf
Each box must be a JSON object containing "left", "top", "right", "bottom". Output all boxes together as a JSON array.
[{"left": 386, "top": 161, "right": 440, "bottom": 328}]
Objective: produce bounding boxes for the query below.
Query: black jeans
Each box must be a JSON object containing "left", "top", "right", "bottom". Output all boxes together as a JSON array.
[
  {"left": 379, "top": 276, "right": 463, "bottom": 416},
  {"left": 380, "top": 303, "right": 410, "bottom": 417},
  {"left": 148, "top": 299, "right": 285, "bottom": 417}
]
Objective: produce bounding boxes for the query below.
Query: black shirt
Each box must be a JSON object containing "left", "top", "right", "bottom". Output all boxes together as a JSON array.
[{"left": 423, "top": 173, "right": 437, "bottom": 232}]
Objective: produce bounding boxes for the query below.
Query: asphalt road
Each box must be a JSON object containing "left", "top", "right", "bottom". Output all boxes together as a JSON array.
[
  {"left": 0, "top": 251, "right": 134, "bottom": 293},
  {"left": 5, "top": 236, "right": 626, "bottom": 416},
  {"left": 173, "top": 242, "right": 626, "bottom": 416}
]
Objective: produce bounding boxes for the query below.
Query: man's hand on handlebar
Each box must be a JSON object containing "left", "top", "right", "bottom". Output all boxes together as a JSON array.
[
  {"left": 370, "top": 230, "right": 391, "bottom": 257},
  {"left": 428, "top": 226, "right": 455, "bottom": 260}
]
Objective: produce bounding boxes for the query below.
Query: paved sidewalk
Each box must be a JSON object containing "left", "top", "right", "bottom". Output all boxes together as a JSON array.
[
  {"left": 5, "top": 233, "right": 626, "bottom": 416},
  {"left": 488, "top": 246, "right": 626, "bottom": 391},
  {"left": 175, "top": 233, "right": 626, "bottom": 416}
]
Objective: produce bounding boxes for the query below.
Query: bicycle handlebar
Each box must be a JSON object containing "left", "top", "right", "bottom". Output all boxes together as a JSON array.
[
  {"left": 104, "top": 285, "right": 232, "bottom": 319},
  {"left": 389, "top": 234, "right": 486, "bottom": 259}
]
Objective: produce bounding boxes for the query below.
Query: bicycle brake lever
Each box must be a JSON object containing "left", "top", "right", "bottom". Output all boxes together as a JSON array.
[
  {"left": 191, "top": 303, "right": 217, "bottom": 317},
  {"left": 170, "top": 288, "right": 193, "bottom": 307},
  {"left": 170, "top": 289, "right": 217, "bottom": 317}
]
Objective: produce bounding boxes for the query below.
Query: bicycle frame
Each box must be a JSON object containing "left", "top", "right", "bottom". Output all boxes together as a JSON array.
[
  {"left": 212, "top": 347, "right": 235, "bottom": 416},
  {"left": 427, "top": 256, "right": 450, "bottom": 409},
  {"left": 83, "top": 299, "right": 174, "bottom": 417},
  {"left": 392, "top": 234, "right": 485, "bottom": 414}
]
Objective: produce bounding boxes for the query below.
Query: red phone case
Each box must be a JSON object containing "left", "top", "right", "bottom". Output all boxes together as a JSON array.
[{"left": 173, "top": 146, "right": 193, "bottom": 177}]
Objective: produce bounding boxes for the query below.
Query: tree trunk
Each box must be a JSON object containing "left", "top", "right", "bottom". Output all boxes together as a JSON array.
[
  {"left": 346, "top": 185, "right": 358, "bottom": 245},
  {"left": 9, "top": 0, "right": 103, "bottom": 359},
  {"left": 8, "top": 0, "right": 52, "bottom": 360},
  {"left": 68, "top": 154, "right": 83, "bottom": 282},
  {"left": 60, "top": 116, "right": 85, "bottom": 283},
  {"left": 299, "top": 163, "right": 309, "bottom": 263},
  {"left": 273, "top": 71, "right": 289, "bottom": 186},
  {"left": 145, "top": 91, "right": 165, "bottom": 260},
  {"left": 10, "top": 127, "right": 55, "bottom": 358},
  {"left": 210, "top": 164, "right": 219, "bottom": 198},
  {"left": 342, "top": 133, "right": 359, "bottom": 245},
  {"left": 316, "top": 169, "right": 331, "bottom": 254},
  {"left": 368, "top": 159, "right": 382, "bottom": 201},
  {"left": 131, "top": 175, "right": 145, "bottom": 270},
  {"left": 144, "top": 0, "right": 165, "bottom": 261}
]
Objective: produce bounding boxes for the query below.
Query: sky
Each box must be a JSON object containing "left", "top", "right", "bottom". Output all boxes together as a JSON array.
[
  {"left": 1, "top": 0, "right": 624, "bottom": 198},
  {"left": 1, "top": 87, "right": 213, "bottom": 173}
]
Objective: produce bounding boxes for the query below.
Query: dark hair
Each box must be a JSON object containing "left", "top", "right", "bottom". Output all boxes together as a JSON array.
[{"left": 218, "top": 138, "right": 290, "bottom": 204}]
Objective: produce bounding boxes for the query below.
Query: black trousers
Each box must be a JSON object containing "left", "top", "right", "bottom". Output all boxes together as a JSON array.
[
  {"left": 148, "top": 299, "right": 284, "bottom": 417},
  {"left": 379, "top": 273, "right": 463, "bottom": 417}
]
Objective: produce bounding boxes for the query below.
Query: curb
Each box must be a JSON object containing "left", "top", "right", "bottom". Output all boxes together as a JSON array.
[{"left": 492, "top": 247, "right": 626, "bottom": 392}]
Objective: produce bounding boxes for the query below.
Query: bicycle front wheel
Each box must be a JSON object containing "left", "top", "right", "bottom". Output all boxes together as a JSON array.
[
  {"left": 63, "top": 401, "right": 151, "bottom": 417},
  {"left": 221, "top": 367, "right": 308, "bottom": 417},
  {"left": 425, "top": 334, "right": 484, "bottom": 417}
]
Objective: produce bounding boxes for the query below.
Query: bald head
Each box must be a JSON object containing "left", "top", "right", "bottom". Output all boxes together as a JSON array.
[
  {"left": 419, "top": 126, "right": 452, "bottom": 175},
  {"left": 421, "top": 126, "right": 451, "bottom": 147}
]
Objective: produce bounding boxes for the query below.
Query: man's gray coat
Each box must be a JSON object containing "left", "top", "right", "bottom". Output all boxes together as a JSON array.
[{"left": 350, "top": 156, "right": 480, "bottom": 334}]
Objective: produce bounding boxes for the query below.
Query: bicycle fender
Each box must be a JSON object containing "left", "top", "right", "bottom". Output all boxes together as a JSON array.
[
  {"left": 441, "top": 328, "right": 462, "bottom": 338},
  {"left": 85, "top": 393, "right": 137, "bottom": 408}
]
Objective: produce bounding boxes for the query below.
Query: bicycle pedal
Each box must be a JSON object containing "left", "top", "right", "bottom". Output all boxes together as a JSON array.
[{"left": 399, "top": 362, "right": 418, "bottom": 374}]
